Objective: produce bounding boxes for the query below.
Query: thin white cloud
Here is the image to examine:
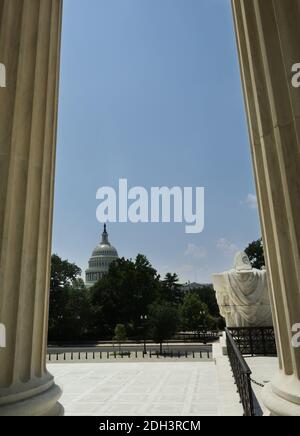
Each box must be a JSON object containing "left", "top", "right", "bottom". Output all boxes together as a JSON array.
[
  {"left": 217, "top": 238, "right": 239, "bottom": 254},
  {"left": 184, "top": 243, "right": 207, "bottom": 260},
  {"left": 242, "top": 193, "right": 258, "bottom": 210},
  {"left": 177, "top": 264, "right": 211, "bottom": 284}
]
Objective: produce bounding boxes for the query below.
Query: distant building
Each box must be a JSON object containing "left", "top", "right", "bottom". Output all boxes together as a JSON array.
[
  {"left": 181, "top": 282, "right": 213, "bottom": 292},
  {"left": 85, "top": 224, "right": 118, "bottom": 288}
]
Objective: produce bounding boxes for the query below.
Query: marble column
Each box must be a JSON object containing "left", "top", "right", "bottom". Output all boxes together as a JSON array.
[
  {"left": 232, "top": 0, "right": 300, "bottom": 415},
  {"left": 0, "top": 0, "right": 63, "bottom": 415}
]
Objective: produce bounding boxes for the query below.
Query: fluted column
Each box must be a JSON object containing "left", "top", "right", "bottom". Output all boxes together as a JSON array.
[
  {"left": 0, "top": 0, "right": 63, "bottom": 415},
  {"left": 232, "top": 0, "right": 300, "bottom": 416}
]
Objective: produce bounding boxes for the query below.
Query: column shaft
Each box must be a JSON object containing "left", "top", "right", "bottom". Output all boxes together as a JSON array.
[
  {"left": 0, "top": 0, "right": 63, "bottom": 415},
  {"left": 232, "top": 0, "right": 300, "bottom": 415}
]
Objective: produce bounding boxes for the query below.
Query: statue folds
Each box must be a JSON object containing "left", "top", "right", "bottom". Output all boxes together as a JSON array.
[{"left": 212, "top": 252, "right": 273, "bottom": 327}]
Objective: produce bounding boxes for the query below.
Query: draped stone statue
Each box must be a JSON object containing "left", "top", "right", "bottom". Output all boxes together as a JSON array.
[{"left": 212, "top": 252, "right": 273, "bottom": 327}]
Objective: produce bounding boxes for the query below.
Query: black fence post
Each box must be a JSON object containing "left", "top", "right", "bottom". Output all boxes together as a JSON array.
[
  {"left": 261, "top": 328, "right": 266, "bottom": 356},
  {"left": 249, "top": 328, "right": 254, "bottom": 356}
]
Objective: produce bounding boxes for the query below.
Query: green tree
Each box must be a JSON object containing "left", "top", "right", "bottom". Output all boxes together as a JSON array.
[
  {"left": 90, "top": 254, "right": 161, "bottom": 338},
  {"left": 134, "top": 254, "right": 161, "bottom": 324},
  {"left": 48, "top": 255, "right": 89, "bottom": 341},
  {"left": 50, "top": 254, "right": 81, "bottom": 289},
  {"left": 114, "top": 324, "right": 127, "bottom": 353},
  {"left": 192, "top": 285, "right": 220, "bottom": 318},
  {"left": 245, "top": 238, "right": 265, "bottom": 269},
  {"left": 180, "top": 293, "right": 209, "bottom": 335},
  {"left": 161, "top": 273, "right": 183, "bottom": 304},
  {"left": 148, "top": 302, "right": 179, "bottom": 354}
]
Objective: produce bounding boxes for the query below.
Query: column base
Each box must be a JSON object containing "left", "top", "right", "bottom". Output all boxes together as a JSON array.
[
  {"left": 0, "top": 381, "right": 63, "bottom": 416},
  {"left": 262, "top": 372, "right": 300, "bottom": 416}
]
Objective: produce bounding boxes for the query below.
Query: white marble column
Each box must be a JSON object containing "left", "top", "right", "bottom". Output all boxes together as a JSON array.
[
  {"left": 0, "top": 0, "right": 63, "bottom": 415},
  {"left": 232, "top": 0, "right": 300, "bottom": 416}
]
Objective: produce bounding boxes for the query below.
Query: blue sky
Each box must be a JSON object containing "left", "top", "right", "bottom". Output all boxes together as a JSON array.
[{"left": 52, "top": 0, "right": 261, "bottom": 283}]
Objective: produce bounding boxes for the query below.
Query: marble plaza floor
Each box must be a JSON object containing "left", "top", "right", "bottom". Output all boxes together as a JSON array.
[
  {"left": 48, "top": 361, "right": 243, "bottom": 416},
  {"left": 245, "top": 356, "right": 279, "bottom": 415}
]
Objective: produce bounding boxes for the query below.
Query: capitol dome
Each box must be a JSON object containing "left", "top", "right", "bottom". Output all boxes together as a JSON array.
[{"left": 85, "top": 224, "right": 118, "bottom": 287}]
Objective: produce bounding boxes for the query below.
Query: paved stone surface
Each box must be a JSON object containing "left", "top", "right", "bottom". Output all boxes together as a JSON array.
[
  {"left": 48, "top": 362, "right": 236, "bottom": 416},
  {"left": 246, "top": 356, "right": 279, "bottom": 415},
  {"left": 212, "top": 342, "right": 244, "bottom": 416}
]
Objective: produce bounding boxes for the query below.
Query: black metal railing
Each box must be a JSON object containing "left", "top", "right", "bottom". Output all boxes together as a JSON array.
[
  {"left": 175, "top": 330, "right": 220, "bottom": 343},
  {"left": 47, "top": 349, "right": 212, "bottom": 362},
  {"left": 228, "top": 327, "right": 276, "bottom": 356},
  {"left": 225, "top": 328, "right": 254, "bottom": 416}
]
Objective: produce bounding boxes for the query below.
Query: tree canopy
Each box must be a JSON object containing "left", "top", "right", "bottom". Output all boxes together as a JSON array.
[
  {"left": 148, "top": 302, "right": 180, "bottom": 353},
  {"left": 49, "top": 255, "right": 89, "bottom": 341},
  {"left": 180, "top": 293, "right": 208, "bottom": 333},
  {"left": 245, "top": 238, "right": 265, "bottom": 269},
  {"left": 49, "top": 253, "right": 223, "bottom": 342},
  {"left": 89, "top": 254, "right": 161, "bottom": 338}
]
